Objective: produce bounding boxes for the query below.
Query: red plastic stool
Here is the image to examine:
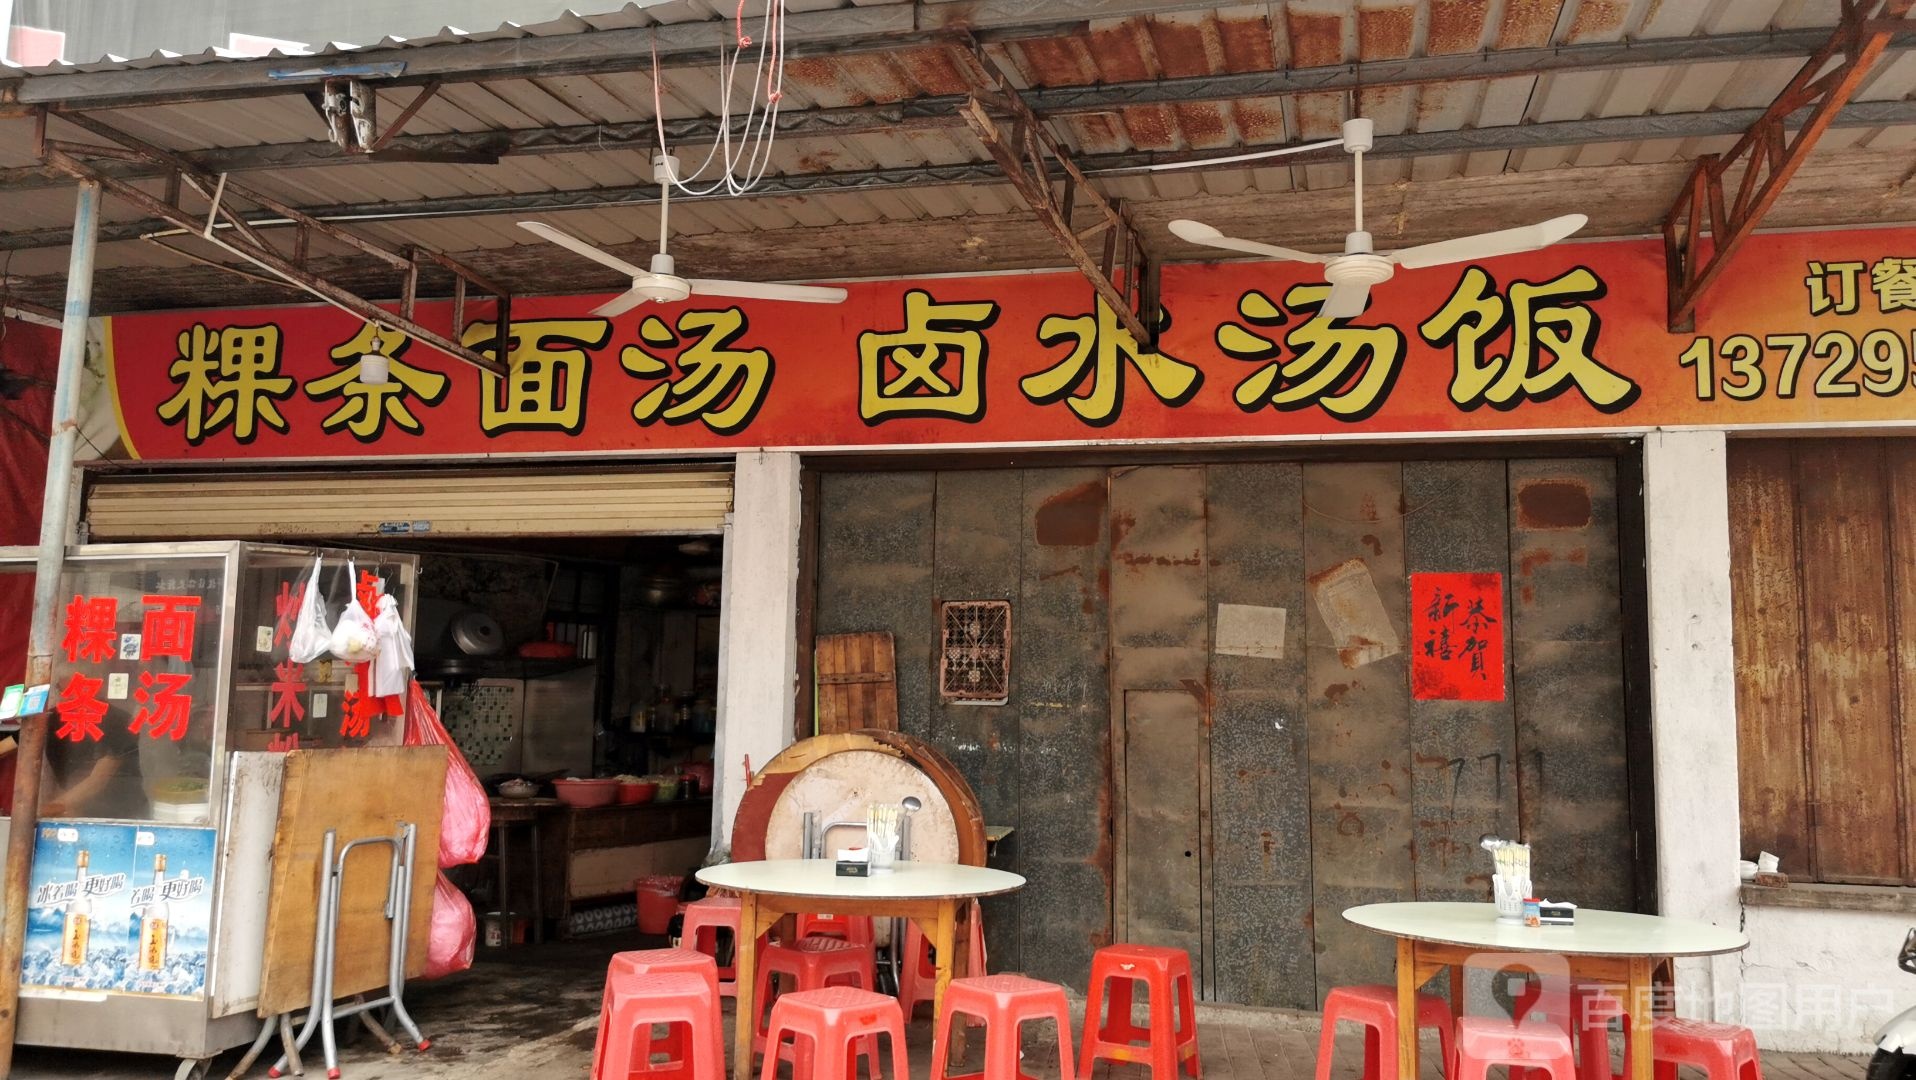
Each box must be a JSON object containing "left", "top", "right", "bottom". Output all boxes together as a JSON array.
[
  {"left": 760, "top": 986, "right": 909, "bottom": 1080},
  {"left": 1078, "top": 944, "right": 1200, "bottom": 1080},
  {"left": 1314, "top": 985, "right": 1455, "bottom": 1080},
  {"left": 1452, "top": 1018, "right": 1578, "bottom": 1080},
  {"left": 797, "top": 912, "right": 875, "bottom": 946},
  {"left": 680, "top": 897, "right": 746, "bottom": 997},
  {"left": 594, "top": 971, "right": 723, "bottom": 1080},
  {"left": 1651, "top": 1019, "right": 1762, "bottom": 1080},
  {"left": 595, "top": 949, "right": 721, "bottom": 1074},
  {"left": 753, "top": 937, "right": 878, "bottom": 1058},
  {"left": 1572, "top": 988, "right": 1630, "bottom": 1080},
  {"left": 900, "top": 901, "right": 989, "bottom": 1020},
  {"left": 932, "top": 975, "right": 1074, "bottom": 1080}
]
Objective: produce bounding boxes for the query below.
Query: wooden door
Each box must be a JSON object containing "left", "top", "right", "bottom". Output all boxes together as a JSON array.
[{"left": 814, "top": 630, "right": 898, "bottom": 734}]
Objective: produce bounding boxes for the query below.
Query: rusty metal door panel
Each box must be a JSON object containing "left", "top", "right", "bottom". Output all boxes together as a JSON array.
[
  {"left": 1726, "top": 443, "right": 1814, "bottom": 877},
  {"left": 1509, "top": 459, "right": 1633, "bottom": 912},
  {"left": 1108, "top": 465, "right": 1210, "bottom": 982},
  {"left": 1123, "top": 689, "right": 1205, "bottom": 960},
  {"left": 1794, "top": 441, "right": 1906, "bottom": 885},
  {"left": 932, "top": 469, "right": 1027, "bottom": 969},
  {"left": 1109, "top": 466, "right": 1210, "bottom": 691},
  {"left": 816, "top": 471, "right": 937, "bottom": 742},
  {"left": 1403, "top": 461, "right": 1519, "bottom": 901},
  {"left": 1016, "top": 468, "right": 1114, "bottom": 987},
  {"left": 1302, "top": 461, "right": 1413, "bottom": 1002},
  {"left": 1205, "top": 462, "right": 1314, "bottom": 1009}
]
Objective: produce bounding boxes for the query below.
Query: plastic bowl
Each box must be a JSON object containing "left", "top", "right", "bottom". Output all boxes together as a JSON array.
[
  {"left": 653, "top": 777, "right": 681, "bottom": 801},
  {"left": 618, "top": 781, "right": 658, "bottom": 805},
  {"left": 552, "top": 779, "right": 619, "bottom": 808}
]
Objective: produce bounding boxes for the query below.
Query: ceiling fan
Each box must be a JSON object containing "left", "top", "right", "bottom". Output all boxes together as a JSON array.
[
  {"left": 520, "top": 153, "right": 847, "bottom": 316},
  {"left": 1164, "top": 118, "right": 1588, "bottom": 319}
]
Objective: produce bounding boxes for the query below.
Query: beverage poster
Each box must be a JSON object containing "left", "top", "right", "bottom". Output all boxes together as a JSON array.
[{"left": 24, "top": 821, "right": 215, "bottom": 998}]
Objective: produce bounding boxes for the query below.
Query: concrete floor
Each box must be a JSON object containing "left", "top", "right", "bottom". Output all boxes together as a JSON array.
[{"left": 10, "top": 935, "right": 1875, "bottom": 1080}]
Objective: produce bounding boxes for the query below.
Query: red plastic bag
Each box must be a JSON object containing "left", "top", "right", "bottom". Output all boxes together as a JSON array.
[
  {"left": 422, "top": 872, "right": 475, "bottom": 980},
  {"left": 404, "top": 680, "right": 490, "bottom": 868}
]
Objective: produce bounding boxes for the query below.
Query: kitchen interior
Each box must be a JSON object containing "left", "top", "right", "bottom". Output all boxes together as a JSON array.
[{"left": 409, "top": 534, "right": 721, "bottom": 945}]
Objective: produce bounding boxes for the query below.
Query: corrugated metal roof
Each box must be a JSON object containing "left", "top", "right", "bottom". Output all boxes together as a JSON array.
[{"left": 2, "top": 1, "right": 1914, "bottom": 306}]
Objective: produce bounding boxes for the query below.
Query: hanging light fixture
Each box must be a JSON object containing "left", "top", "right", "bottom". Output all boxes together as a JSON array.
[{"left": 359, "top": 328, "right": 391, "bottom": 385}]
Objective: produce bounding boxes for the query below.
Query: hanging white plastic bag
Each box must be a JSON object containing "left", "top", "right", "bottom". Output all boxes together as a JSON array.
[
  {"left": 286, "top": 555, "right": 334, "bottom": 663},
  {"left": 329, "top": 559, "right": 380, "bottom": 664},
  {"left": 371, "top": 593, "right": 413, "bottom": 698}
]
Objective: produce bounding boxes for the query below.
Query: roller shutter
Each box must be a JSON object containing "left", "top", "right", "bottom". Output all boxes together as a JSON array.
[{"left": 84, "top": 467, "right": 732, "bottom": 540}]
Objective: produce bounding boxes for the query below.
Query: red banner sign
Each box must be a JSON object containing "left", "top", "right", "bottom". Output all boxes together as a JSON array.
[
  {"left": 1410, "top": 573, "right": 1506, "bottom": 702},
  {"left": 100, "top": 228, "right": 1916, "bottom": 461}
]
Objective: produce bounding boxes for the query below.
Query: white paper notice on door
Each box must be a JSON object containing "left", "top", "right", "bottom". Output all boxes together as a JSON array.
[
  {"left": 1310, "top": 558, "right": 1401, "bottom": 668},
  {"left": 1215, "top": 604, "right": 1287, "bottom": 660}
]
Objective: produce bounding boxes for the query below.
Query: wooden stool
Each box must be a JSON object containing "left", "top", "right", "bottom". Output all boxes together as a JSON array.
[
  {"left": 760, "top": 986, "right": 909, "bottom": 1080},
  {"left": 680, "top": 897, "right": 745, "bottom": 997},
  {"left": 1452, "top": 1018, "right": 1577, "bottom": 1080},
  {"left": 594, "top": 971, "right": 723, "bottom": 1080},
  {"left": 1078, "top": 944, "right": 1200, "bottom": 1080},
  {"left": 753, "top": 937, "right": 877, "bottom": 1058},
  {"left": 1315, "top": 984, "right": 1455, "bottom": 1080},
  {"left": 932, "top": 974, "right": 1073, "bottom": 1080}
]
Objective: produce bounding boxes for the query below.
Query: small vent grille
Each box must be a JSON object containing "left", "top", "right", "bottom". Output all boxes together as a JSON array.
[{"left": 940, "top": 600, "right": 1011, "bottom": 704}]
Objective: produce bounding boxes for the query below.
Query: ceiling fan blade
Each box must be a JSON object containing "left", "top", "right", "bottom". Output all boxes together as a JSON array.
[
  {"left": 1320, "top": 279, "right": 1371, "bottom": 319},
  {"left": 590, "top": 289, "right": 651, "bottom": 317},
  {"left": 687, "top": 279, "right": 849, "bottom": 304},
  {"left": 1131, "top": 136, "right": 1346, "bottom": 173},
  {"left": 1168, "top": 219, "right": 1330, "bottom": 264},
  {"left": 1389, "top": 213, "right": 1590, "bottom": 270},
  {"left": 519, "top": 221, "right": 649, "bottom": 278}
]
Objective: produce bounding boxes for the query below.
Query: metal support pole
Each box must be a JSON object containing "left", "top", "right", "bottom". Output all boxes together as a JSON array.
[{"left": 0, "top": 178, "right": 101, "bottom": 1079}]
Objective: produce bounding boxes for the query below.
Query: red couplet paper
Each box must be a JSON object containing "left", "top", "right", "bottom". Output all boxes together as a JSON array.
[{"left": 1410, "top": 572, "right": 1505, "bottom": 702}]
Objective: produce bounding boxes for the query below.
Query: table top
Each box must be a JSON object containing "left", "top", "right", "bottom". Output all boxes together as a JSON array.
[
  {"left": 1344, "top": 902, "right": 1748, "bottom": 958},
  {"left": 697, "top": 859, "right": 1026, "bottom": 901}
]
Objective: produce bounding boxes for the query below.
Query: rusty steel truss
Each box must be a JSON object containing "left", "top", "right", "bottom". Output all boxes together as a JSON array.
[
  {"left": 1663, "top": 0, "right": 1916, "bottom": 331},
  {"left": 38, "top": 112, "right": 512, "bottom": 376},
  {"left": 953, "top": 41, "right": 1159, "bottom": 347}
]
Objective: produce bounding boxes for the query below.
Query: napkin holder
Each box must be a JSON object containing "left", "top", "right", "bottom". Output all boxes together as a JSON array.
[{"left": 836, "top": 848, "right": 869, "bottom": 878}]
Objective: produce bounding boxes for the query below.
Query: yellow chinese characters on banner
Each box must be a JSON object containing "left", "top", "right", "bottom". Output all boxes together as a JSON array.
[{"left": 101, "top": 227, "right": 1916, "bottom": 462}]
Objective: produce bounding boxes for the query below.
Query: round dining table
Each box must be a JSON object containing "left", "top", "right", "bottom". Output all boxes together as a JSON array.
[
  {"left": 697, "top": 859, "right": 1025, "bottom": 1080},
  {"left": 1345, "top": 902, "right": 1748, "bottom": 1080}
]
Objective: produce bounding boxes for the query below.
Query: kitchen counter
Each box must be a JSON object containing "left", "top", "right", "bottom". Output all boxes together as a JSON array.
[{"left": 528, "top": 796, "right": 713, "bottom": 936}]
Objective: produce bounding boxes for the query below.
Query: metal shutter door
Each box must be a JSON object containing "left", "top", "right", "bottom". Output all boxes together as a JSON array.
[{"left": 84, "top": 467, "right": 732, "bottom": 540}]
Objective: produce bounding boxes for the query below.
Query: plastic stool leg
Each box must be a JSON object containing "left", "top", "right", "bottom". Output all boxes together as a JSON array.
[
  {"left": 1053, "top": 998, "right": 1079, "bottom": 1080},
  {"left": 1149, "top": 972, "right": 1180, "bottom": 1072},
  {"left": 1179, "top": 970, "right": 1202, "bottom": 1078},
  {"left": 1080, "top": 972, "right": 1110, "bottom": 1079},
  {"left": 1313, "top": 1011, "right": 1342, "bottom": 1080},
  {"left": 984, "top": 1011, "right": 1021, "bottom": 1080}
]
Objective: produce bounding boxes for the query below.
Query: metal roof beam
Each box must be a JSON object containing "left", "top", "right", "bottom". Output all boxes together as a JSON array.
[
  {"left": 0, "top": 0, "right": 1255, "bottom": 111},
  {"left": 1664, "top": 0, "right": 1916, "bottom": 330},
  {"left": 3, "top": 26, "right": 1908, "bottom": 192},
  {"left": 6, "top": 98, "right": 1916, "bottom": 253}
]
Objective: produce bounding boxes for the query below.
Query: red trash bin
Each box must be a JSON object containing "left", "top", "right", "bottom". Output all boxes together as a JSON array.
[{"left": 635, "top": 875, "right": 684, "bottom": 935}]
